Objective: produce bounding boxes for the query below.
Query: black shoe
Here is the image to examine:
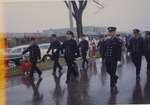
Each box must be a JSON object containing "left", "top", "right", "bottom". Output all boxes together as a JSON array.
[
  {"left": 59, "top": 68, "right": 62, "bottom": 74},
  {"left": 39, "top": 77, "right": 43, "bottom": 81},
  {"left": 52, "top": 72, "right": 56, "bottom": 75},
  {"left": 39, "top": 72, "right": 42, "bottom": 78},
  {"left": 115, "top": 76, "right": 119, "bottom": 84},
  {"left": 82, "top": 64, "right": 85, "bottom": 69},
  {"left": 110, "top": 82, "right": 115, "bottom": 89},
  {"left": 110, "top": 86, "right": 115, "bottom": 92},
  {"left": 66, "top": 80, "right": 70, "bottom": 84},
  {"left": 136, "top": 75, "right": 140, "bottom": 80},
  {"left": 111, "top": 86, "right": 119, "bottom": 94}
]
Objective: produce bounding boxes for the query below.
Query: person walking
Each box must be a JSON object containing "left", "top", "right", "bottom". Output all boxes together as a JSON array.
[
  {"left": 61, "top": 31, "right": 80, "bottom": 83},
  {"left": 47, "top": 34, "right": 62, "bottom": 75},
  {"left": 102, "top": 27, "right": 122, "bottom": 90},
  {"left": 128, "top": 29, "right": 144, "bottom": 80},
  {"left": 22, "top": 37, "right": 42, "bottom": 79},
  {"left": 144, "top": 31, "right": 150, "bottom": 72},
  {"left": 78, "top": 34, "right": 89, "bottom": 69}
]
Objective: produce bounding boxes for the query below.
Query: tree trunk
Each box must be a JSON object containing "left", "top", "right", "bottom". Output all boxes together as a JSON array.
[{"left": 75, "top": 16, "right": 83, "bottom": 38}]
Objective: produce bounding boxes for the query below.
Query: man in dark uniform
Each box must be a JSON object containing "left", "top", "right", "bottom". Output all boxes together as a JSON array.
[
  {"left": 47, "top": 34, "right": 62, "bottom": 75},
  {"left": 102, "top": 27, "right": 121, "bottom": 90},
  {"left": 61, "top": 31, "right": 80, "bottom": 83},
  {"left": 22, "top": 37, "right": 42, "bottom": 79},
  {"left": 144, "top": 31, "right": 150, "bottom": 72},
  {"left": 128, "top": 29, "right": 144, "bottom": 80},
  {"left": 78, "top": 34, "right": 89, "bottom": 69}
]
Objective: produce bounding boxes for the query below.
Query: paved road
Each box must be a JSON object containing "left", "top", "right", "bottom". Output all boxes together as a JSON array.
[{"left": 7, "top": 55, "right": 150, "bottom": 105}]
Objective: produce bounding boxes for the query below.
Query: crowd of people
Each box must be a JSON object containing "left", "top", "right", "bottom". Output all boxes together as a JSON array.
[{"left": 22, "top": 27, "right": 150, "bottom": 91}]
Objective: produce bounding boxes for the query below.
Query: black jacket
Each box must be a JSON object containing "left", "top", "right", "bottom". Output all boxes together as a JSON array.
[
  {"left": 144, "top": 38, "right": 150, "bottom": 55},
  {"left": 61, "top": 39, "right": 80, "bottom": 60},
  {"left": 97, "top": 40, "right": 105, "bottom": 57},
  {"left": 128, "top": 37, "right": 144, "bottom": 55},
  {"left": 47, "top": 40, "right": 61, "bottom": 60},
  {"left": 22, "top": 43, "right": 41, "bottom": 63},
  {"left": 103, "top": 37, "right": 122, "bottom": 61},
  {"left": 78, "top": 40, "right": 89, "bottom": 53}
]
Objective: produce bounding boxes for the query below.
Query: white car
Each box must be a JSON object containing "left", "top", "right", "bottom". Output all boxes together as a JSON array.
[
  {"left": 7, "top": 43, "right": 50, "bottom": 65},
  {"left": 39, "top": 43, "right": 50, "bottom": 58},
  {"left": 7, "top": 45, "right": 29, "bottom": 65}
]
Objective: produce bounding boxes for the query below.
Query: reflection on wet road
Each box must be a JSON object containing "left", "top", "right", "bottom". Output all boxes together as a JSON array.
[{"left": 7, "top": 56, "right": 150, "bottom": 105}]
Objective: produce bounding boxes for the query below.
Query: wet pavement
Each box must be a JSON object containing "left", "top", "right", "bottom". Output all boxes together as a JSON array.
[{"left": 7, "top": 55, "right": 150, "bottom": 105}]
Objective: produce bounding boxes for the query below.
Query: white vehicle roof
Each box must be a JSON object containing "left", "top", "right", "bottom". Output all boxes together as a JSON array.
[
  {"left": 39, "top": 43, "right": 50, "bottom": 46},
  {"left": 10, "top": 43, "right": 50, "bottom": 51},
  {"left": 11, "top": 44, "right": 30, "bottom": 49},
  {"left": 11, "top": 43, "right": 50, "bottom": 49},
  {"left": 9, "top": 45, "right": 30, "bottom": 53}
]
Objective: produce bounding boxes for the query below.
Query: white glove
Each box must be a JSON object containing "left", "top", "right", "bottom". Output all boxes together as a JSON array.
[
  {"left": 99, "top": 58, "right": 102, "bottom": 62},
  {"left": 76, "top": 57, "right": 81, "bottom": 61},
  {"left": 117, "top": 61, "right": 121, "bottom": 65},
  {"left": 22, "top": 55, "right": 27, "bottom": 60},
  {"left": 49, "top": 50, "right": 52, "bottom": 55},
  {"left": 127, "top": 52, "right": 130, "bottom": 56},
  {"left": 53, "top": 49, "right": 57, "bottom": 53}
]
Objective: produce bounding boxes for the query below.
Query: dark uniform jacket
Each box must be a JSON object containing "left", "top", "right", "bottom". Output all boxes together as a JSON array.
[
  {"left": 78, "top": 40, "right": 89, "bottom": 53},
  {"left": 62, "top": 39, "right": 80, "bottom": 60},
  {"left": 144, "top": 38, "right": 150, "bottom": 55},
  {"left": 97, "top": 40, "right": 105, "bottom": 57},
  {"left": 47, "top": 40, "right": 61, "bottom": 60},
  {"left": 102, "top": 37, "right": 122, "bottom": 61},
  {"left": 22, "top": 43, "right": 41, "bottom": 63},
  {"left": 128, "top": 37, "right": 144, "bottom": 55}
]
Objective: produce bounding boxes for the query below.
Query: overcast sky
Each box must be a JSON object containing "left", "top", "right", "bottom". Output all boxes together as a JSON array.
[{"left": 0, "top": 0, "right": 150, "bottom": 33}]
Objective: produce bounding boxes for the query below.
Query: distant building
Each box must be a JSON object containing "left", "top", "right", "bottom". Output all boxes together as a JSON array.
[{"left": 41, "top": 26, "right": 107, "bottom": 37}]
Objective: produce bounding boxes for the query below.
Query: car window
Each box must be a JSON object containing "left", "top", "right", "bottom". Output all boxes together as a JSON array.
[
  {"left": 7, "top": 48, "right": 12, "bottom": 53},
  {"left": 10, "top": 49, "right": 16, "bottom": 53},
  {"left": 40, "top": 45, "right": 49, "bottom": 49},
  {"left": 23, "top": 47, "right": 27, "bottom": 51},
  {"left": 11, "top": 48, "right": 22, "bottom": 53}
]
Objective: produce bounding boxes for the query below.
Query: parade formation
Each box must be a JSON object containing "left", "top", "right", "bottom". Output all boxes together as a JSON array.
[
  {"left": 2, "top": 0, "right": 150, "bottom": 104},
  {"left": 22, "top": 27, "right": 150, "bottom": 92}
]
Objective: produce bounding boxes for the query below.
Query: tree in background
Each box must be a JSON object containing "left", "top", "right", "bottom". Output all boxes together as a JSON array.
[{"left": 64, "top": 0, "right": 104, "bottom": 38}]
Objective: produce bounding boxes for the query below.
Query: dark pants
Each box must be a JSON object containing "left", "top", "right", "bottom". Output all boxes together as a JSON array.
[
  {"left": 105, "top": 58, "right": 118, "bottom": 87},
  {"left": 65, "top": 58, "right": 78, "bottom": 81},
  {"left": 30, "top": 61, "right": 42, "bottom": 78},
  {"left": 145, "top": 54, "right": 150, "bottom": 70},
  {"left": 131, "top": 54, "right": 142, "bottom": 76},
  {"left": 53, "top": 59, "right": 62, "bottom": 73},
  {"left": 81, "top": 52, "right": 88, "bottom": 68}
]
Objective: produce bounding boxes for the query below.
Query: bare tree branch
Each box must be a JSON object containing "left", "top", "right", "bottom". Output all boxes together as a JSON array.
[
  {"left": 64, "top": 0, "right": 88, "bottom": 38},
  {"left": 64, "top": 1, "right": 69, "bottom": 8},
  {"left": 64, "top": 1, "right": 76, "bottom": 18},
  {"left": 79, "top": 0, "right": 87, "bottom": 13},
  {"left": 79, "top": 0, "right": 84, "bottom": 9},
  {"left": 71, "top": 1, "right": 79, "bottom": 18},
  {"left": 93, "top": 0, "right": 104, "bottom": 9}
]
